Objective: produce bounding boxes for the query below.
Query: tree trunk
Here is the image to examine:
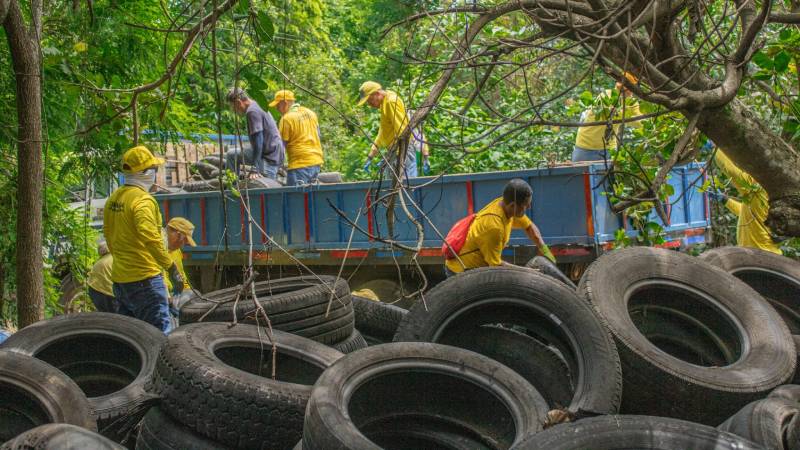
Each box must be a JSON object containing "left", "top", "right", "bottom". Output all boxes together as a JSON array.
[
  {"left": 696, "top": 100, "right": 800, "bottom": 237},
  {"left": 4, "top": 1, "right": 44, "bottom": 328}
]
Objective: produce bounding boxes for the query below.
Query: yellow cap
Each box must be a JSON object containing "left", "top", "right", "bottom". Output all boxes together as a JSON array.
[
  {"left": 357, "top": 81, "right": 382, "bottom": 106},
  {"left": 122, "top": 145, "right": 165, "bottom": 173},
  {"left": 167, "top": 217, "right": 197, "bottom": 247},
  {"left": 269, "top": 90, "right": 296, "bottom": 108}
]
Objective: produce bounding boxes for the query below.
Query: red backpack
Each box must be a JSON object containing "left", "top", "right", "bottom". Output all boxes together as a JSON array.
[{"left": 441, "top": 214, "right": 478, "bottom": 260}]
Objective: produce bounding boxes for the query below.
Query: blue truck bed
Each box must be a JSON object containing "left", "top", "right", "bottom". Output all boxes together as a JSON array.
[{"left": 154, "top": 162, "right": 710, "bottom": 271}]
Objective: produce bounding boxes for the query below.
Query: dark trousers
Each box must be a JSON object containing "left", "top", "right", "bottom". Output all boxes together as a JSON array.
[
  {"left": 112, "top": 274, "right": 172, "bottom": 333},
  {"left": 88, "top": 287, "right": 119, "bottom": 313}
]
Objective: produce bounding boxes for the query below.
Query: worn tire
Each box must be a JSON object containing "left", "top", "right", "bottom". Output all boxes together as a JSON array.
[
  {"left": 700, "top": 246, "right": 800, "bottom": 333},
  {"left": 302, "top": 342, "right": 548, "bottom": 450},
  {"left": 331, "top": 329, "right": 368, "bottom": 354},
  {"left": 579, "top": 247, "right": 796, "bottom": 425},
  {"left": 135, "top": 407, "right": 228, "bottom": 450},
  {"left": 1, "top": 313, "right": 164, "bottom": 442},
  {"left": 717, "top": 396, "right": 800, "bottom": 450},
  {"left": 524, "top": 256, "right": 576, "bottom": 289},
  {"left": 317, "top": 172, "right": 343, "bottom": 184},
  {"left": 153, "top": 323, "right": 343, "bottom": 449},
  {"left": 513, "top": 415, "right": 766, "bottom": 450},
  {"left": 394, "top": 267, "right": 622, "bottom": 415},
  {"left": 0, "top": 351, "right": 96, "bottom": 441},
  {"left": 352, "top": 296, "right": 406, "bottom": 343},
  {"left": 1, "top": 424, "right": 123, "bottom": 450},
  {"left": 181, "top": 179, "right": 220, "bottom": 192},
  {"left": 180, "top": 276, "right": 353, "bottom": 344}
]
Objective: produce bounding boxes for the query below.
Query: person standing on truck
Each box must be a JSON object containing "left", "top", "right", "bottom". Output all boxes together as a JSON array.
[
  {"left": 270, "top": 90, "right": 324, "bottom": 186},
  {"left": 708, "top": 144, "right": 781, "bottom": 254},
  {"left": 104, "top": 145, "right": 184, "bottom": 333},
  {"left": 225, "top": 88, "right": 285, "bottom": 180},
  {"left": 358, "top": 81, "right": 416, "bottom": 179},
  {"left": 87, "top": 240, "right": 118, "bottom": 313},
  {"left": 572, "top": 72, "right": 643, "bottom": 162},
  {"left": 408, "top": 109, "right": 431, "bottom": 176},
  {"left": 444, "top": 178, "right": 555, "bottom": 277}
]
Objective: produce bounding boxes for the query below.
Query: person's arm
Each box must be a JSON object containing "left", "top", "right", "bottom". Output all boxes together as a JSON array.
[
  {"left": 524, "top": 222, "right": 556, "bottom": 262},
  {"left": 725, "top": 198, "right": 743, "bottom": 217},
  {"left": 714, "top": 150, "right": 751, "bottom": 192},
  {"left": 248, "top": 131, "right": 265, "bottom": 175},
  {"left": 374, "top": 94, "right": 408, "bottom": 150},
  {"left": 279, "top": 116, "right": 292, "bottom": 150},
  {"left": 133, "top": 199, "right": 173, "bottom": 271},
  {"left": 174, "top": 253, "right": 191, "bottom": 291}
]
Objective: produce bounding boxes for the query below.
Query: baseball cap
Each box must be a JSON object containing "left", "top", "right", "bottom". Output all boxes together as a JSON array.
[
  {"left": 122, "top": 146, "right": 165, "bottom": 174},
  {"left": 167, "top": 217, "right": 197, "bottom": 247},
  {"left": 269, "top": 90, "right": 296, "bottom": 108},
  {"left": 357, "top": 81, "right": 382, "bottom": 106}
]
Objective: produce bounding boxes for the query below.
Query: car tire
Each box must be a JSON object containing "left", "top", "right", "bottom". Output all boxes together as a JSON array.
[
  {"left": 331, "top": 329, "right": 368, "bottom": 354},
  {"left": 524, "top": 256, "right": 576, "bottom": 289},
  {"left": 1, "top": 424, "right": 123, "bottom": 450},
  {"left": 179, "top": 276, "right": 353, "bottom": 345},
  {"left": 302, "top": 342, "right": 548, "bottom": 449},
  {"left": 352, "top": 296, "right": 406, "bottom": 343},
  {"left": 512, "top": 415, "right": 767, "bottom": 450},
  {"left": 1, "top": 313, "right": 164, "bottom": 442},
  {"left": 317, "top": 172, "right": 343, "bottom": 184},
  {"left": 153, "top": 323, "right": 343, "bottom": 449},
  {"left": 717, "top": 396, "right": 799, "bottom": 450},
  {"left": 394, "top": 266, "right": 622, "bottom": 415},
  {"left": 579, "top": 247, "right": 796, "bottom": 425},
  {"left": 135, "top": 407, "right": 229, "bottom": 450},
  {"left": 0, "top": 351, "right": 96, "bottom": 442}
]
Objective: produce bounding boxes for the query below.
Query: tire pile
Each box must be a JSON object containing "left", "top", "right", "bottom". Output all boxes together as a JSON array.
[{"left": 0, "top": 246, "right": 799, "bottom": 449}]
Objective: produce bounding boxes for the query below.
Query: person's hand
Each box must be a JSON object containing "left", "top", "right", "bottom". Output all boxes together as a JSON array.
[
  {"left": 539, "top": 244, "right": 556, "bottom": 263},
  {"left": 422, "top": 156, "right": 431, "bottom": 175},
  {"left": 702, "top": 140, "right": 715, "bottom": 151},
  {"left": 168, "top": 263, "right": 184, "bottom": 294},
  {"left": 362, "top": 157, "right": 373, "bottom": 172},
  {"left": 708, "top": 190, "right": 728, "bottom": 203}
]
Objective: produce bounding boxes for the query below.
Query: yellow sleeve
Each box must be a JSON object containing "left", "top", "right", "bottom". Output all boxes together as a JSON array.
[
  {"left": 375, "top": 94, "right": 408, "bottom": 148},
  {"left": 478, "top": 222, "right": 505, "bottom": 267},
  {"left": 172, "top": 250, "right": 191, "bottom": 291},
  {"left": 624, "top": 100, "right": 643, "bottom": 128},
  {"left": 715, "top": 150, "right": 753, "bottom": 192},
  {"left": 725, "top": 198, "right": 742, "bottom": 217},
  {"left": 134, "top": 198, "right": 173, "bottom": 270},
  {"left": 279, "top": 115, "right": 293, "bottom": 143},
  {"left": 512, "top": 214, "right": 533, "bottom": 230}
]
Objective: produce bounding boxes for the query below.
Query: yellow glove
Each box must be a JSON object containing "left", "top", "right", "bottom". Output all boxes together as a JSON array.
[{"left": 540, "top": 244, "right": 556, "bottom": 263}]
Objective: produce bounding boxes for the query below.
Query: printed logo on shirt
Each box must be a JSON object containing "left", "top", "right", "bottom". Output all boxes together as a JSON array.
[{"left": 109, "top": 201, "right": 124, "bottom": 213}]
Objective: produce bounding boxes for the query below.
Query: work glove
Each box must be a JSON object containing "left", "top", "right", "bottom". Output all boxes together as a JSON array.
[
  {"left": 362, "top": 157, "right": 373, "bottom": 172},
  {"left": 708, "top": 190, "right": 728, "bottom": 203},
  {"left": 168, "top": 263, "right": 185, "bottom": 294},
  {"left": 422, "top": 156, "right": 431, "bottom": 175},
  {"left": 702, "top": 140, "right": 715, "bottom": 151},
  {"left": 539, "top": 244, "right": 556, "bottom": 263}
]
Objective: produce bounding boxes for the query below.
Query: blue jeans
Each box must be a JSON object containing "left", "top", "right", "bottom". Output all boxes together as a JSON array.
[
  {"left": 226, "top": 149, "right": 279, "bottom": 179},
  {"left": 88, "top": 287, "right": 119, "bottom": 313},
  {"left": 113, "top": 275, "right": 173, "bottom": 333},
  {"left": 572, "top": 146, "right": 609, "bottom": 162},
  {"left": 287, "top": 165, "right": 321, "bottom": 186},
  {"left": 380, "top": 152, "right": 418, "bottom": 179}
]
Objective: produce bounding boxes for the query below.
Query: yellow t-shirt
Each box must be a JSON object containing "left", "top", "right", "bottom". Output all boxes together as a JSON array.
[
  {"left": 445, "top": 197, "right": 533, "bottom": 273},
  {"left": 164, "top": 248, "right": 191, "bottom": 294},
  {"left": 374, "top": 90, "right": 408, "bottom": 149},
  {"left": 104, "top": 185, "right": 173, "bottom": 283},
  {"left": 575, "top": 90, "right": 642, "bottom": 151},
  {"left": 279, "top": 105, "right": 324, "bottom": 170},
  {"left": 716, "top": 151, "right": 781, "bottom": 254},
  {"left": 87, "top": 253, "right": 114, "bottom": 296}
]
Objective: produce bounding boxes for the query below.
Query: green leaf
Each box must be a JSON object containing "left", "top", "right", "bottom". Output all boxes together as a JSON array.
[
  {"left": 752, "top": 70, "right": 773, "bottom": 80},
  {"left": 774, "top": 51, "right": 791, "bottom": 72},
  {"left": 255, "top": 11, "right": 274, "bottom": 42},
  {"left": 752, "top": 51, "right": 773, "bottom": 69},
  {"left": 234, "top": 0, "right": 251, "bottom": 15}
]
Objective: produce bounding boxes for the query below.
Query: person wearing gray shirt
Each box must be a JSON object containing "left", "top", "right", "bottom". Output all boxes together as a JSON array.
[{"left": 226, "top": 88, "right": 285, "bottom": 179}]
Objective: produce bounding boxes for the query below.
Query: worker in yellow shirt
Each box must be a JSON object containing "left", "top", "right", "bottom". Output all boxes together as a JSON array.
[
  {"left": 87, "top": 240, "right": 118, "bottom": 313},
  {"left": 270, "top": 90, "right": 324, "bottom": 186},
  {"left": 445, "top": 179, "right": 554, "bottom": 276},
  {"left": 708, "top": 145, "right": 781, "bottom": 254},
  {"left": 163, "top": 217, "right": 196, "bottom": 295},
  {"left": 357, "top": 81, "right": 417, "bottom": 179},
  {"left": 573, "top": 73, "right": 643, "bottom": 162},
  {"left": 104, "top": 146, "right": 184, "bottom": 333}
]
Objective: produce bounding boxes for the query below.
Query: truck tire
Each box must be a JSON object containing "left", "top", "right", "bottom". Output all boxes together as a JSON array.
[
  {"left": 579, "top": 247, "right": 796, "bottom": 425},
  {"left": 352, "top": 296, "right": 406, "bottom": 343},
  {"left": 512, "top": 415, "right": 767, "bottom": 450},
  {"left": 524, "top": 256, "right": 576, "bottom": 289},
  {"left": 394, "top": 267, "right": 622, "bottom": 416},
  {"left": 302, "top": 342, "right": 548, "bottom": 450},
  {"left": 1, "top": 424, "right": 123, "bottom": 450},
  {"left": 317, "top": 172, "right": 343, "bottom": 184},
  {"left": 153, "top": 323, "right": 343, "bottom": 450},
  {"left": 331, "top": 329, "right": 368, "bottom": 354},
  {"left": 699, "top": 247, "right": 800, "bottom": 334},
  {"left": 717, "top": 397, "right": 799, "bottom": 450},
  {"left": 180, "top": 275, "right": 353, "bottom": 344},
  {"left": 135, "top": 407, "right": 229, "bottom": 450},
  {"left": 1, "top": 313, "right": 164, "bottom": 442},
  {"left": 181, "top": 179, "right": 220, "bottom": 192},
  {"left": 0, "top": 351, "right": 96, "bottom": 441},
  {"left": 769, "top": 384, "right": 800, "bottom": 404}
]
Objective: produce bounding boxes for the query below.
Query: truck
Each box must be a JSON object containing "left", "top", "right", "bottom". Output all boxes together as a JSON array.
[{"left": 153, "top": 162, "right": 711, "bottom": 303}]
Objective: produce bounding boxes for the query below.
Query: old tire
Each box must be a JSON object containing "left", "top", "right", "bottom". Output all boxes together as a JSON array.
[
  {"left": 524, "top": 256, "right": 576, "bottom": 289},
  {"left": 302, "top": 342, "right": 548, "bottom": 450},
  {"left": 512, "top": 415, "right": 766, "bottom": 450},
  {"left": 700, "top": 246, "right": 800, "bottom": 334},
  {"left": 1, "top": 313, "right": 164, "bottom": 442},
  {"left": 153, "top": 323, "right": 343, "bottom": 449},
  {"left": 1, "top": 424, "right": 123, "bottom": 450},
  {"left": 352, "top": 296, "right": 406, "bottom": 343},
  {"left": 135, "top": 407, "right": 229, "bottom": 450},
  {"left": 317, "top": 172, "right": 343, "bottom": 184},
  {"left": 0, "top": 351, "right": 96, "bottom": 442},
  {"left": 331, "top": 329, "right": 368, "bottom": 354},
  {"left": 180, "top": 276, "right": 353, "bottom": 344},
  {"left": 394, "top": 267, "right": 622, "bottom": 415},
  {"left": 579, "top": 247, "right": 796, "bottom": 425},
  {"left": 717, "top": 396, "right": 800, "bottom": 450}
]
